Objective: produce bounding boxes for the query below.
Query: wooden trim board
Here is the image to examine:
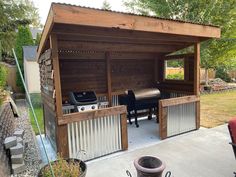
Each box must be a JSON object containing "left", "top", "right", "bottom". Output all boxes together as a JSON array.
[
  {"left": 159, "top": 95, "right": 199, "bottom": 108},
  {"left": 59, "top": 105, "right": 127, "bottom": 125}
]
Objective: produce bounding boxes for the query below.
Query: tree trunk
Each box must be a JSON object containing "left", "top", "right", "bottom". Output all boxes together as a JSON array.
[{"left": 205, "top": 68, "right": 209, "bottom": 85}]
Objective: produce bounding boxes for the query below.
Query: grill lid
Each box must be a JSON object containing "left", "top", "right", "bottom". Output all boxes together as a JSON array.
[
  {"left": 132, "top": 88, "right": 161, "bottom": 100},
  {"left": 69, "top": 91, "right": 97, "bottom": 105}
]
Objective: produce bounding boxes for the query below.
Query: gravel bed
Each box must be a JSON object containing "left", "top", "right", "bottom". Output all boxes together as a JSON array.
[{"left": 13, "top": 100, "right": 41, "bottom": 177}]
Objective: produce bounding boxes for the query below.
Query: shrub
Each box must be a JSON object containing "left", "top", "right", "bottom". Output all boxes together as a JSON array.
[
  {"left": 166, "top": 72, "right": 184, "bottom": 80},
  {"left": 0, "top": 89, "right": 7, "bottom": 105},
  {"left": 0, "top": 64, "right": 8, "bottom": 88},
  {"left": 0, "top": 65, "right": 8, "bottom": 105},
  {"left": 215, "top": 67, "right": 231, "bottom": 82}
]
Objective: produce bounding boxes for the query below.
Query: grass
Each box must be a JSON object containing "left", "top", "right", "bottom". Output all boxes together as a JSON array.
[
  {"left": 29, "top": 107, "right": 44, "bottom": 135},
  {"left": 200, "top": 90, "right": 236, "bottom": 128},
  {"left": 27, "top": 90, "right": 236, "bottom": 133}
]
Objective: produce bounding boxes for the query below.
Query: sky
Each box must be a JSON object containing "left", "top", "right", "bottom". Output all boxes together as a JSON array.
[{"left": 32, "top": 0, "right": 126, "bottom": 25}]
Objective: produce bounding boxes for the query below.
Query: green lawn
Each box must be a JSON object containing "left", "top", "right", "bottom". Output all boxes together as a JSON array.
[
  {"left": 29, "top": 107, "right": 44, "bottom": 135},
  {"left": 28, "top": 90, "right": 236, "bottom": 132},
  {"left": 200, "top": 90, "right": 236, "bottom": 128}
]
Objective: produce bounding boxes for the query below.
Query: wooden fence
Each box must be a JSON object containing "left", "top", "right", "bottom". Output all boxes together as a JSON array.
[
  {"left": 166, "top": 67, "right": 216, "bottom": 81},
  {"left": 0, "top": 62, "right": 20, "bottom": 92}
]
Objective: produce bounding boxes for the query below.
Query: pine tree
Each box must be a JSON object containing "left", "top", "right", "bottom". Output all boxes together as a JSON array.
[
  {"left": 15, "top": 25, "right": 34, "bottom": 92},
  {"left": 35, "top": 33, "right": 41, "bottom": 45}
]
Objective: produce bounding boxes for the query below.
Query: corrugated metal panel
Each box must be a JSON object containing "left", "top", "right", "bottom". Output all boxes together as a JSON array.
[
  {"left": 167, "top": 102, "right": 196, "bottom": 137},
  {"left": 67, "top": 114, "right": 122, "bottom": 161},
  {"left": 170, "top": 92, "right": 188, "bottom": 98},
  {"left": 112, "top": 94, "right": 119, "bottom": 106}
]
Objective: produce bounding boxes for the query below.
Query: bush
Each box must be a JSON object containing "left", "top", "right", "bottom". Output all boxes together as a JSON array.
[
  {"left": 215, "top": 67, "right": 231, "bottom": 82},
  {"left": 0, "top": 65, "right": 7, "bottom": 87},
  {"left": 0, "top": 89, "right": 7, "bottom": 105},
  {"left": 166, "top": 72, "right": 184, "bottom": 80},
  {"left": 0, "top": 65, "right": 8, "bottom": 105}
]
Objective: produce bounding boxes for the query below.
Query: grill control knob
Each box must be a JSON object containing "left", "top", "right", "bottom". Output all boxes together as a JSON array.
[
  {"left": 81, "top": 107, "right": 85, "bottom": 111},
  {"left": 91, "top": 106, "right": 95, "bottom": 109}
]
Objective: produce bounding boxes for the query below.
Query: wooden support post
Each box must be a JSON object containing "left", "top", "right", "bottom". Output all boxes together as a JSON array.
[
  {"left": 121, "top": 113, "right": 128, "bottom": 150},
  {"left": 106, "top": 52, "right": 112, "bottom": 106},
  {"left": 184, "top": 57, "right": 190, "bottom": 81},
  {"left": 50, "top": 34, "right": 63, "bottom": 118},
  {"left": 56, "top": 125, "right": 69, "bottom": 157},
  {"left": 194, "top": 43, "right": 200, "bottom": 131},
  {"left": 159, "top": 102, "right": 167, "bottom": 139},
  {"left": 194, "top": 43, "right": 200, "bottom": 96},
  {"left": 154, "top": 56, "right": 158, "bottom": 83},
  {"left": 196, "top": 100, "right": 200, "bottom": 129},
  {"left": 50, "top": 34, "right": 69, "bottom": 158},
  {"left": 42, "top": 104, "right": 46, "bottom": 137}
]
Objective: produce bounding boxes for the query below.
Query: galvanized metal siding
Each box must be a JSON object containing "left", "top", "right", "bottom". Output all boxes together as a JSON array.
[
  {"left": 67, "top": 94, "right": 122, "bottom": 161},
  {"left": 67, "top": 115, "right": 122, "bottom": 161},
  {"left": 167, "top": 102, "right": 196, "bottom": 137}
]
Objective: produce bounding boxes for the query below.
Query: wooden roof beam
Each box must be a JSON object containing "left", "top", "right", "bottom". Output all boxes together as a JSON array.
[
  {"left": 57, "top": 33, "right": 192, "bottom": 46},
  {"left": 53, "top": 4, "right": 220, "bottom": 38},
  {"left": 36, "top": 7, "right": 54, "bottom": 61},
  {"left": 58, "top": 41, "right": 189, "bottom": 53},
  {"left": 53, "top": 24, "right": 202, "bottom": 43}
]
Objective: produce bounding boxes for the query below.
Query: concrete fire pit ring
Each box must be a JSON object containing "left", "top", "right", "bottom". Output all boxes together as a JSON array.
[{"left": 134, "top": 156, "right": 166, "bottom": 177}]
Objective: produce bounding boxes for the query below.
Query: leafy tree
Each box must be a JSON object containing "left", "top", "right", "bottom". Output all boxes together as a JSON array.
[
  {"left": 35, "top": 32, "right": 41, "bottom": 45},
  {"left": 0, "top": 0, "right": 40, "bottom": 56},
  {"left": 102, "top": 0, "right": 111, "bottom": 10},
  {"left": 15, "top": 25, "right": 34, "bottom": 92},
  {"left": 123, "top": 0, "right": 236, "bottom": 82}
]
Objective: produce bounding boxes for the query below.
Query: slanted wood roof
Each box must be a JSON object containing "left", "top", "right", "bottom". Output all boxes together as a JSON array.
[{"left": 37, "top": 3, "right": 221, "bottom": 60}]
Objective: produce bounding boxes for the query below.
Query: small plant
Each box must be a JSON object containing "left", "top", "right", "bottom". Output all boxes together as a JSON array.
[
  {"left": 0, "top": 88, "right": 7, "bottom": 105},
  {"left": 0, "top": 65, "right": 8, "bottom": 105},
  {"left": 166, "top": 72, "right": 184, "bottom": 80},
  {"left": 42, "top": 156, "right": 82, "bottom": 177},
  {"left": 0, "top": 64, "right": 8, "bottom": 88}
]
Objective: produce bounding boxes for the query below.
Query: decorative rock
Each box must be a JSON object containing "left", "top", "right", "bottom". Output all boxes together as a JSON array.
[
  {"left": 12, "top": 162, "right": 26, "bottom": 175},
  {"left": 10, "top": 143, "right": 24, "bottom": 155},
  {"left": 4, "top": 136, "right": 17, "bottom": 149},
  {"left": 11, "top": 154, "right": 24, "bottom": 164},
  {"left": 17, "top": 137, "right": 23, "bottom": 145},
  {"left": 13, "top": 130, "right": 24, "bottom": 138}
]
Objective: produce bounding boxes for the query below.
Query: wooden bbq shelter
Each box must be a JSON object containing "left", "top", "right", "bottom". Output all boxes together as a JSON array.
[{"left": 37, "top": 3, "right": 221, "bottom": 160}]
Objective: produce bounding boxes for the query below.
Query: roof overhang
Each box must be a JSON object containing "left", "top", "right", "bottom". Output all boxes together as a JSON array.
[{"left": 37, "top": 3, "right": 221, "bottom": 61}]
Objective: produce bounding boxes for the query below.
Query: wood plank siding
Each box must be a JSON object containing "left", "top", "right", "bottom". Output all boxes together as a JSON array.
[{"left": 59, "top": 53, "right": 156, "bottom": 102}]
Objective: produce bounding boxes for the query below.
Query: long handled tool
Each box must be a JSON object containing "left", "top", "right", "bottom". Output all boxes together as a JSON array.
[{"left": 12, "top": 48, "right": 55, "bottom": 177}]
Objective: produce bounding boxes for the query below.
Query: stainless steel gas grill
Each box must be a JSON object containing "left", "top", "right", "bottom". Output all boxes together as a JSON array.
[
  {"left": 69, "top": 91, "right": 98, "bottom": 112},
  {"left": 119, "top": 88, "right": 161, "bottom": 127}
]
